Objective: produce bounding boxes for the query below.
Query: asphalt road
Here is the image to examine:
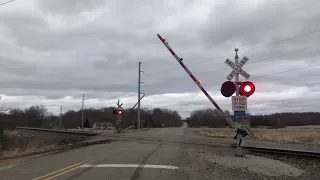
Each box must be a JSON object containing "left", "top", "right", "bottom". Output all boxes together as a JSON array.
[{"left": 1, "top": 124, "right": 318, "bottom": 180}]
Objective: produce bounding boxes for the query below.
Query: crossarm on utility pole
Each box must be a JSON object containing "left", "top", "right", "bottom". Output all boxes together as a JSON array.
[{"left": 156, "top": 33, "right": 253, "bottom": 136}]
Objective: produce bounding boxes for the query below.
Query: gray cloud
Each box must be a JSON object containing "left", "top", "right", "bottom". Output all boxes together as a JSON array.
[
  {"left": 0, "top": 0, "right": 319, "bottom": 118},
  {"left": 37, "top": 0, "right": 107, "bottom": 15}
]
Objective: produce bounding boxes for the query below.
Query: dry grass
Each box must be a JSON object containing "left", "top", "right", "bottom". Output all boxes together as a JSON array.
[
  {"left": 200, "top": 128, "right": 320, "bottom": 145},
  {"left": 1, "top": 131, "right": 57, "bottom": 158},
  {"left": 1, "top": 129, "right": 90, "bottom": 158},
  {"left": 1, "top": 145, "right": 57, "bottom": 158},
  {"left": 286, "top": 125, "right": 320, "bottom": 130},
  {"left": 200, "top": 129, "right": 236, "bottom": 138}
]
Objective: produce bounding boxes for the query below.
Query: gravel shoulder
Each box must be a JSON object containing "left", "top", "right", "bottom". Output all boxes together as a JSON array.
[
  {"left": 181, "top": 128, "right": 320, "bottom": 180},
  {"left": 180, "top": 141, "right": 320, "bottom": 180}
]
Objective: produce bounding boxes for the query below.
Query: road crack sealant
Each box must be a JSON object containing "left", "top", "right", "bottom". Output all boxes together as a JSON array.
[{"left": 129, "top": 140, "right": 163, "bottom": 180}]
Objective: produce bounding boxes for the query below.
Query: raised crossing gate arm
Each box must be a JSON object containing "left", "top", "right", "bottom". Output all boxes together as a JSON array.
[{"left": 156, "top": 33, "right": 254, "bottom": 137}]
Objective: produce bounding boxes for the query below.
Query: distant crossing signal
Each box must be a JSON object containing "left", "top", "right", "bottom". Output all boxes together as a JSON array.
[{"left": 113, "top": 109, "right": 124, "bottom": 115}]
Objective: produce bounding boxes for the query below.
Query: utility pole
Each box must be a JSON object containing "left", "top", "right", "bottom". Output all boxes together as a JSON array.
[
  {"left": 137, "top": 62, "right": 144, "bottom": 129},
  {"left": 234, "top": 48, "right": 242, "bottom": 156},
  {"left": 60, "top": 105, "right": 62, "bottom": 128},
  {"left": 81, "top": 94, "right": 84, "bottom": 129}
]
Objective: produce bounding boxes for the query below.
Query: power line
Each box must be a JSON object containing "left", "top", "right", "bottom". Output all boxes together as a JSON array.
[
  {"left": 200, "top": 43, "right": 320, "bottom": 76},
  {"left": 75, "top": 43, "right": 319, "bottom": 96},
  {"left": 261, "top": 99, "right": 320, "bottom": 106},
  {"left": 147, "top": 28, "right": 320, "bottom": 76},
  {"left": 146, "top": 2, "right": 320, "bottom": 76},
  {"left": 146, "top": 62, "right": 320, "bottom": 92},
  {"left": 213, "top": 62, "right": 320, "bottom": 89},
  {"left": 146, "top": 43, "right": 320, "bottom": 83},
  {"left": 252, "top": 63, "right": 320, "bottom": 79},
  {"left": 0, "top": 0, "right": 15, "bottom": 6}
]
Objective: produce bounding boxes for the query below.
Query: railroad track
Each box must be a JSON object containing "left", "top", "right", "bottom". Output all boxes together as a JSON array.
[
  {"left": 15, "top": 127, "right": 320, "bottom": 159},
  {"left": 236, "top": 145, "right": 320, "bottom": 159},
  {"left": 103, "top": 135, "right": 320, "bottom": 160},
  {"left": 16, "top": 127, "right": 100, "bottom": 136}
]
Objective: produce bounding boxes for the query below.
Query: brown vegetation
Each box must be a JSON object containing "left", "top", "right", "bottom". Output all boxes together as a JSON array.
[
  {"left": 1, "top": 129, "right": 90, "bottom": 158},
  {"left": 186, "top": 108, "right": 320, "bottom": 128},
  {"left": 200, "top": 128, "right": 320, "bottom": 145},
  {"left": 188, "top": 109, "right": 320, "bottom": 145}
]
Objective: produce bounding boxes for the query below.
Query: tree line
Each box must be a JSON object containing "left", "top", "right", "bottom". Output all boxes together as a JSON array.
[
  {"left": 186, "top": 108, "right": 320, "bottom": 128},
  {"left": 0, "top": 104, "right": 183, "bottom": 129},
  {"left": 1, "top": 105, "right": 320, "bottom": 130}
]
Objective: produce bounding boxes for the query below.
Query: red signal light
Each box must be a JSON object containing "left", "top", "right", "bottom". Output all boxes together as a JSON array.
[
  {"left": 239, "top": 81, "right": 255, "bottom": 97},
  {"left": 117, "top": 110, "right": 124, "bottom": 115},
  {"left": 197, "top": 79, "right": 202, "bottom": 84},
  {"left": 113, "top": 109, "right": 125, "bottom": 115},
  {"left": 244, "top": 85, "right": 252, "bottom": 92}
]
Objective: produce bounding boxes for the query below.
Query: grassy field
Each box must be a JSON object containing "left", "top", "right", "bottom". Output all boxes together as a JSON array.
[{"left": 200, "top": 126, "right": 320, "bottom": 145}]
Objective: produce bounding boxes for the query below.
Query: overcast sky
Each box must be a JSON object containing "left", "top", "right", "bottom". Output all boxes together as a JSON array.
[{"left": 0, "top": 0, "right": 319, "bottom": 118}]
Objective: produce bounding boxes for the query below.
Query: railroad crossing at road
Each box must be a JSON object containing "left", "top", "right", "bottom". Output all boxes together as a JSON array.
[{"left": 223, "top": 55, "right": 252, "bottom": 113}]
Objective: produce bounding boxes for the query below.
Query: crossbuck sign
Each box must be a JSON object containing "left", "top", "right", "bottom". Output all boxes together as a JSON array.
[{"left": 225, "top": 56, "right": 250, "bottom": 81}]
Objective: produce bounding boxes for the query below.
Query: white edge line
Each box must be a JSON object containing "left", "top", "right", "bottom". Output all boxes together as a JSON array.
[{"left": 80, "top": 164, "right": 178, "bottom": 169}]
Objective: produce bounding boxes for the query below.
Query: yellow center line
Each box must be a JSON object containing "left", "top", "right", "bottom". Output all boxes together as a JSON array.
[
  {"left": 32, "top": 160, "right": 87, "bottom": 180},
  {"left": 43, "top": 163, "right": 85, "bottom": 180}
]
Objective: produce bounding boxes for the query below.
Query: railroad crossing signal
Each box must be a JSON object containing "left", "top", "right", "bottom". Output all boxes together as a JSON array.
[
  {"left": 221, "top": 50, "right": 256, "bottom": 118},
  {"left": 221, "top": 54, "right": 255, "bottom": 99},
  {"left": 113, "top": 99, "right": 125, "bottom": 128},
  {"left": 221, "top": 53, "right": 255, "bottom": 98}
]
